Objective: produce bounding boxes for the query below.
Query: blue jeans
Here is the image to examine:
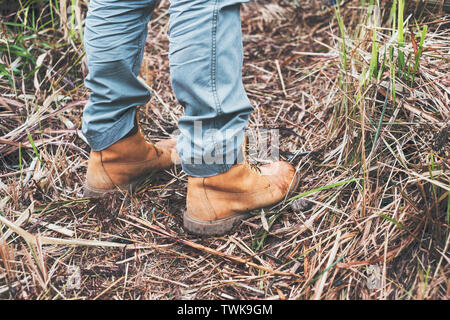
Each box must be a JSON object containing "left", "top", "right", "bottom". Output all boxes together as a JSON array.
[{"left": 82, "top": 0, "right": 253, "bottom": 177}]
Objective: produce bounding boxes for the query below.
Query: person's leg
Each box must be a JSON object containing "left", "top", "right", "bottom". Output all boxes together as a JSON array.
[
  {"left": 168, "top": 0, "right": 299, "bottom": 236},
  {"left": 82, "top": 0, "right": 156, "bottom": 150},
  {"left": 82, "top": 0, "right": 179, "bottom": 197},
  {"left": 169, "top": 0, "right": 253, "bottom": 177}
]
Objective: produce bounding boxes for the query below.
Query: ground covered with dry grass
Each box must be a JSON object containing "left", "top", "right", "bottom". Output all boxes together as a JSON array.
[{"left": 0, "top": 0, "right": 449, "bottom": 299}]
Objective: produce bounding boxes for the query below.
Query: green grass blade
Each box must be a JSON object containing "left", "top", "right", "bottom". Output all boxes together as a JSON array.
[
  {"left": 27, "top": 132, "right": 43, "bottom": 165},
  {"left": 288, "top": 178, "right": 362, "bottom": 202}
]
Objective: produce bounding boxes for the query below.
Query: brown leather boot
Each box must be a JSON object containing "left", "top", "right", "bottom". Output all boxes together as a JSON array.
[
  {"left": 184, "top": 161, "right": 299, "bottom": 236},
  {"left": 83, "top": 128, "right": 180, "bottom": 197}
]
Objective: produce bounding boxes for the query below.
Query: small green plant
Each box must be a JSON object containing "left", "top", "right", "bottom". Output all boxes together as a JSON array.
[
  {"left": 397, "top": 0, "right": 406, "bottom": 74},
  {"left": 411, "top": 24, "right": 428, "bottom": 86},
  {"left": 0, "top": 0, "right": 85, "bottom": 90}
]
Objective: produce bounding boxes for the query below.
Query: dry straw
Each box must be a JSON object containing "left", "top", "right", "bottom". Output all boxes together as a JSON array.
[{"left": 0, "top": 0, "right": 448, "bottom": 299}]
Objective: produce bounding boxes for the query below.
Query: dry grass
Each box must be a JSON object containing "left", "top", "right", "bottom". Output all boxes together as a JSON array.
[{"left": 0, "top": 0, "right": 448, "bottom": 300}]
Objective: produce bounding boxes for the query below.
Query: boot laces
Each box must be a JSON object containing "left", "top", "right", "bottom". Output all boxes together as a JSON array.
[
  {"left": 242, "top": 139, "right": 261, "bottom": 174},
  {"left": 142, "top": 129, "right": 162, "bottom": 157},
  {"left": 248, "top": 162, "right": 262, "bottom": 175}
]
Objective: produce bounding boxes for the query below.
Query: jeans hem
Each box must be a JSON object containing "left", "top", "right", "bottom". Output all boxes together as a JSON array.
[
  {"left": 180, "top": 142, "right": 245, "bottom": 177},
  {"left": 181, "top": 162, "right": 235, "bottom": 178},
  {"left": 84, "top": 108, "right": 137, "bottom": 151}
]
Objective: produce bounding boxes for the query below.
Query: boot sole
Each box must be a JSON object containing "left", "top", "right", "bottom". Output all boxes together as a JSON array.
[
  {"left": 183, "top": 171, "right": 301, "bottom": 237},
  {"left": 183, "top": 211, "right": 251, "bottom": 237},
  {"left": 83, "top": 171, "right": 155, "bottom": 198}
]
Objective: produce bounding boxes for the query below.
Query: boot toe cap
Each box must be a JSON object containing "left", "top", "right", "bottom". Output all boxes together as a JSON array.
[
  {"left": 260, "top": 161, "right": 298, "bottom": 196},
  {"left": 155, "top": 138, "right": 181, "bottom": 165}
]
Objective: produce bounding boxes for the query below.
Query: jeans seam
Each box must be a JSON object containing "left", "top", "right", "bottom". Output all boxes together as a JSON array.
[
  {"left": 210, "top": 0, "right": 228, "bottom": 172},
  {"left": 211, "top": 0, "right": 221, "bottom": 115},
  {"left": 132, "top": 16, "right": 147, "bottom": 74},
  {"left": 132, "top": 37, "right": 141, "bottom": 74}
]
